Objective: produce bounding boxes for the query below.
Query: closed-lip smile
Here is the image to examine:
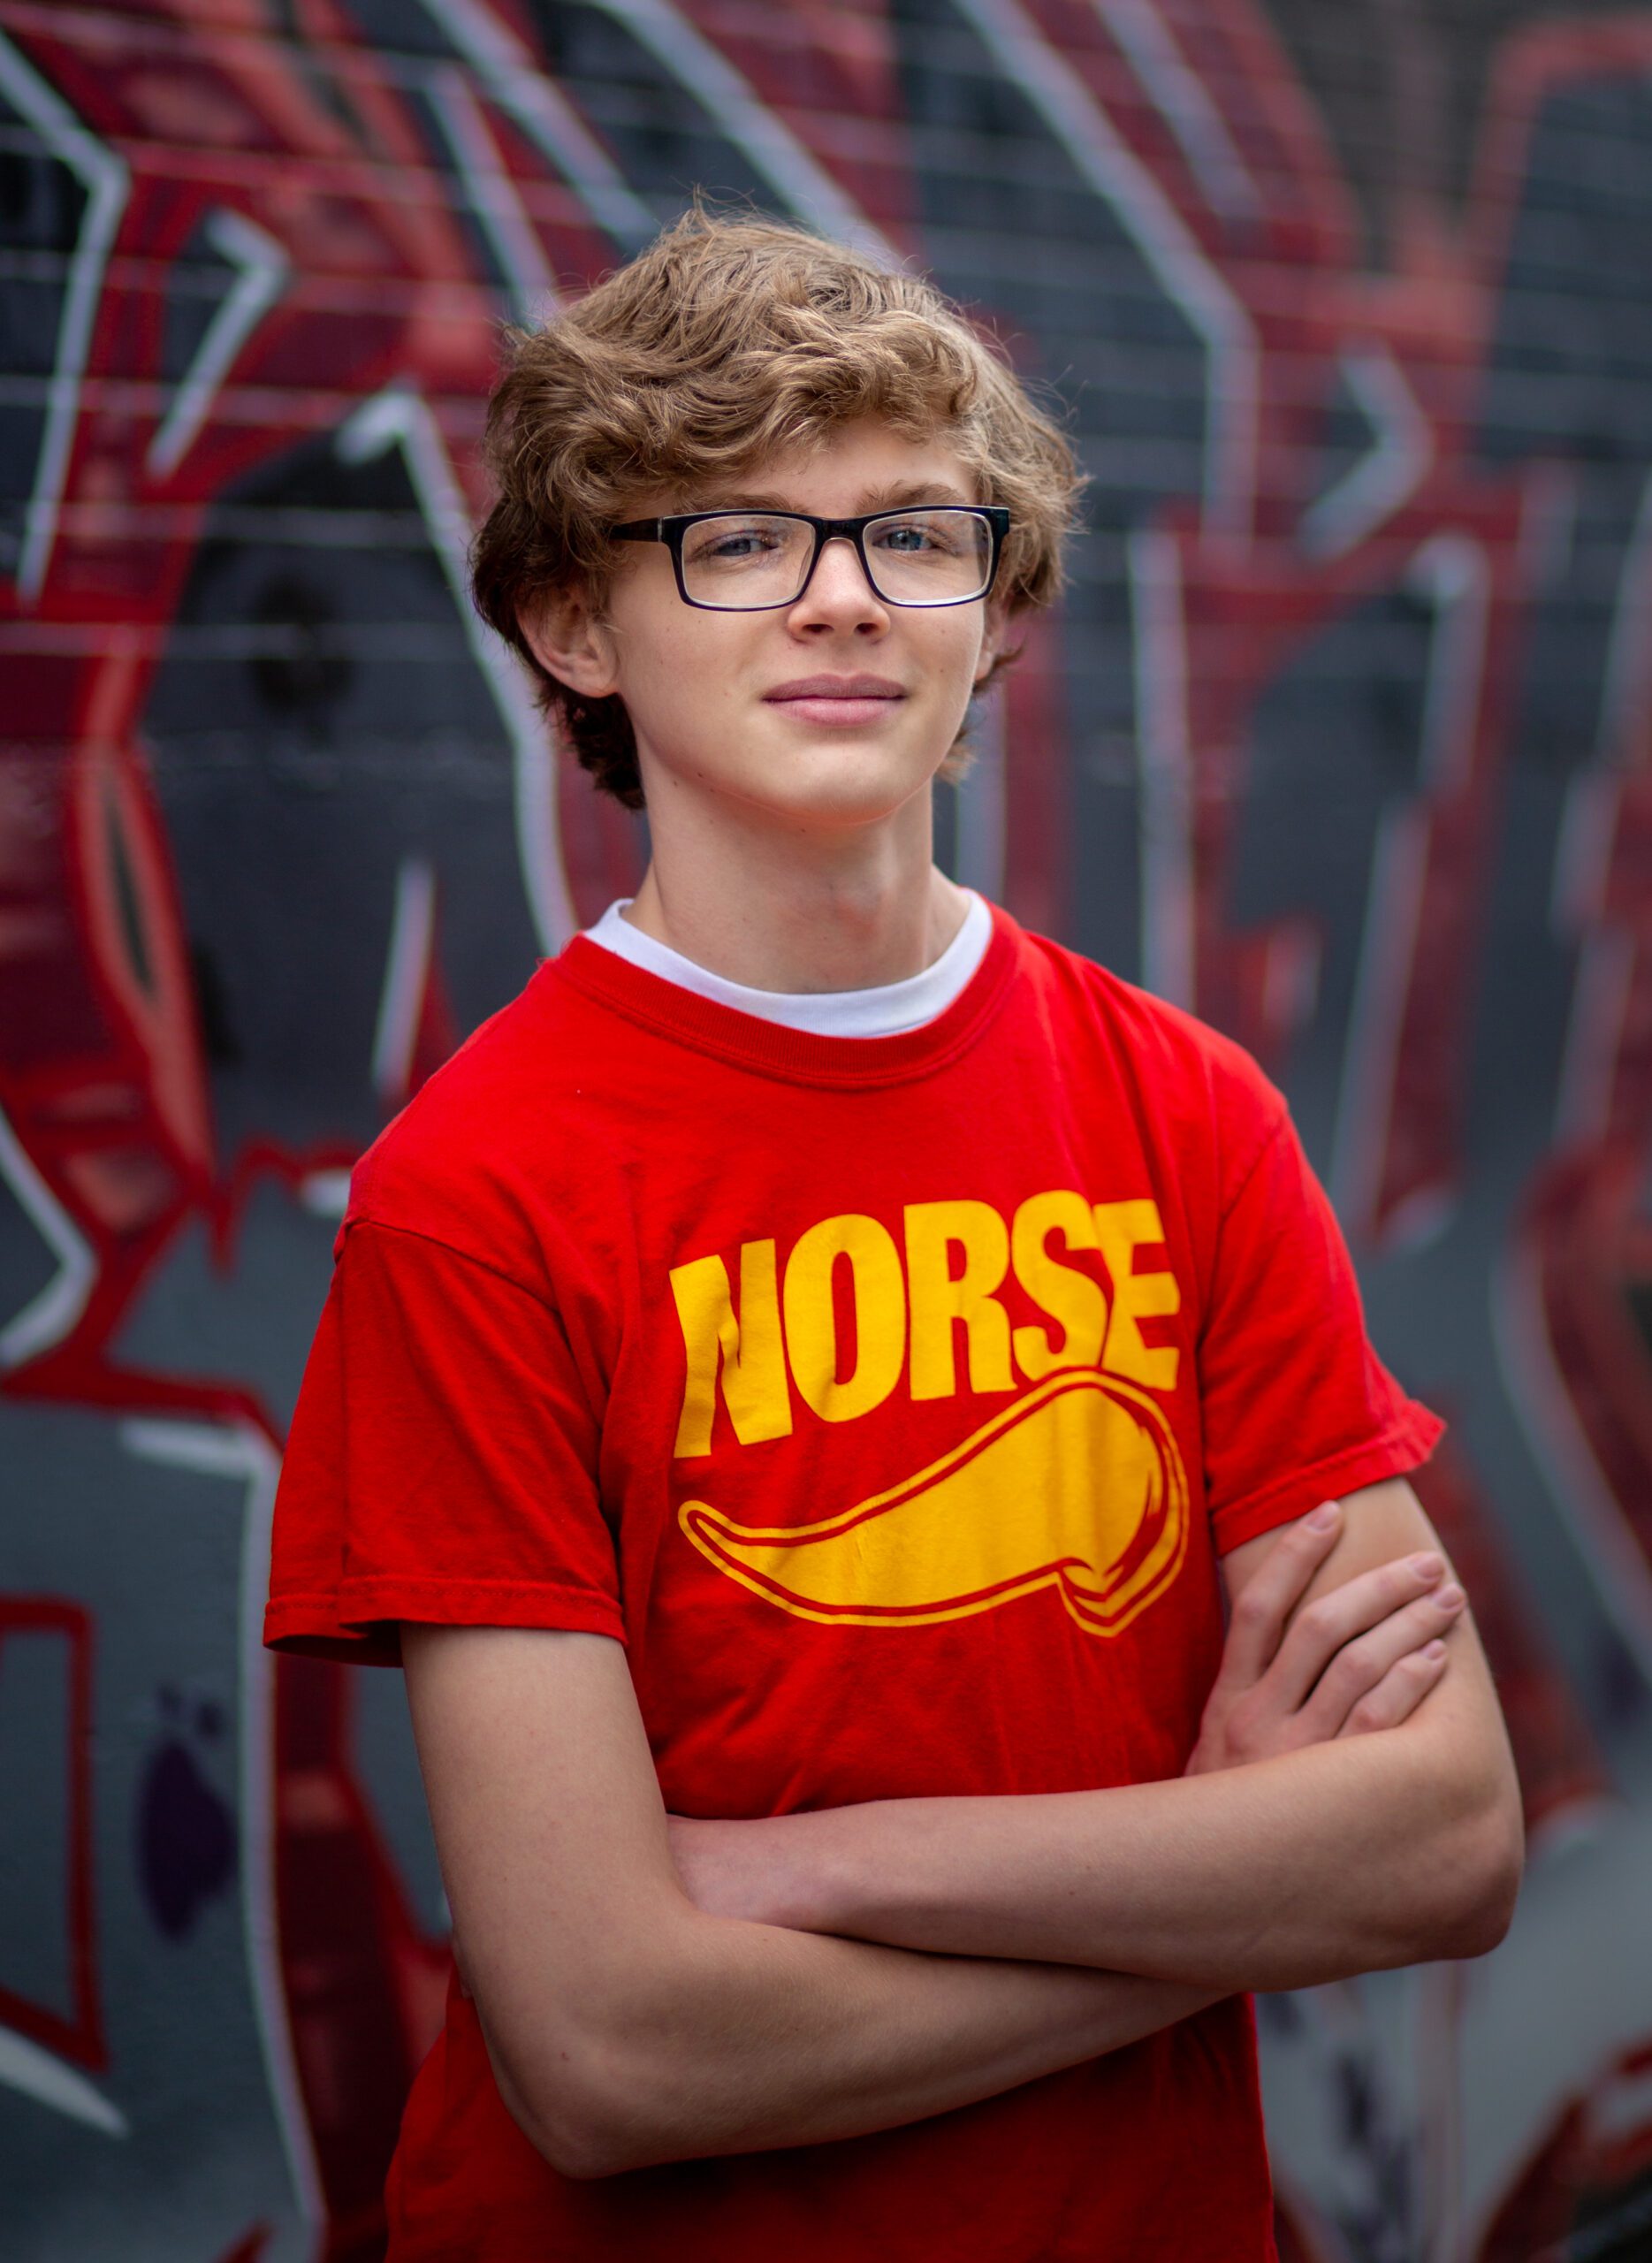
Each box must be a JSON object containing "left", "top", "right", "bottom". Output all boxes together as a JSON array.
[
  {"left": 765, "top": 674, "right": 906, "bottom": 700},
  {"left": 764, "top": 674, "right": 907, "bottom": 710}
]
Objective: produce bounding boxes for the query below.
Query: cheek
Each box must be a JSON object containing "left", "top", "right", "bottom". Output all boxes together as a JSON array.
[
  {"left": 618, "top": 606, "right": 718, "bottom": 689},
  {"left": 920, "top": 616, "right": 989, "bottom": 694},
  {"left": 620, "top": 618, "right": 761, "bottom": 734}
]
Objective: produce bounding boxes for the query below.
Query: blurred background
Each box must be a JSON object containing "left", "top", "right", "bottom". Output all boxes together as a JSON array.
[{"left": 2, "top": 2, "right": 1650, "bottom": 2257}]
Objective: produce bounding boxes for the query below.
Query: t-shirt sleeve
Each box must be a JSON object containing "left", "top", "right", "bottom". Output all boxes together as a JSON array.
[
  {"left": 263, "top": 1218, "right": 621, "bottom": 1665},
  {"left": 1198, "top": 1094, "right": 1444, "bottom": 1558}
]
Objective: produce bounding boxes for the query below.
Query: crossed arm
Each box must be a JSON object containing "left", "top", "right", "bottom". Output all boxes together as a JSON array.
[{"left": 402, "top": 1478, "right": 1522, "bottom": 2179}]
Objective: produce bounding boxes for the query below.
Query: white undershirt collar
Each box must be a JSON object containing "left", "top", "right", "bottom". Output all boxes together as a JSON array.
[{"left": 583, "top": 892, "right": 993, "bottom": 1038}]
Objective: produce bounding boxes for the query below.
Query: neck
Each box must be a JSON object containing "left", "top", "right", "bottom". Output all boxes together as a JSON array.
[{"left": 621, "top": 782, "right": 968, "bottom": 995}]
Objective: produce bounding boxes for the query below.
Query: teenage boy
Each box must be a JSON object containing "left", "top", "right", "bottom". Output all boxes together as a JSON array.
[{"left": 266, "top": 211, "right": 1521, "bottom": 2261}]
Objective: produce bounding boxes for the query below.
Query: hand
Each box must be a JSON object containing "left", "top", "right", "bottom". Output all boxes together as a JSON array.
[{"left": 1185, "top": 1501, "right": 1465, "bottom": 1777}]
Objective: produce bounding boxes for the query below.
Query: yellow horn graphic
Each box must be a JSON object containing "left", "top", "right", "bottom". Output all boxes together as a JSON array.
[{"left": 679, "top": 1369, "right": 1188, "bottom": 1635}]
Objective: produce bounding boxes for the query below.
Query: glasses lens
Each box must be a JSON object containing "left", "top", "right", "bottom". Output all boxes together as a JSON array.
[
  {"left": 864, "top": 510, "right": 993, "bottom": 605},
  {"left": 679, "top": 514, "right": 814, "bottom": 607}
]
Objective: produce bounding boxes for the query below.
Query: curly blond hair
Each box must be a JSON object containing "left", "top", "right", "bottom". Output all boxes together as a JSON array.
[{"left": 469, "top": 209, "right": 1084, "bottom": 807}]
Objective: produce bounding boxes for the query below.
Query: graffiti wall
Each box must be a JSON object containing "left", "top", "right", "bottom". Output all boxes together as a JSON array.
[{"left": 3, "top": 2, "right": 1649, "bottom": 2256}]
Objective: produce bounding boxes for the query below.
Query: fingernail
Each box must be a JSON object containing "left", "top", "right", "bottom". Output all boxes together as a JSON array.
[
  {"left": 1408, "top": 1552, "right": 1444, "bottom": 1579},
  {"left": 1436, "top": 1584, "right": 1465, "bottom": 1611},
  {"left": 1307, "top": 1503, "right": 1340, "bottom": 1531},
  {"left": 1423, "top": 1640, "right": 1447, "bottom": 1659}
]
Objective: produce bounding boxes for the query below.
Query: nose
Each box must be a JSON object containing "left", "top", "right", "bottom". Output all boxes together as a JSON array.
[{"left": 788, "top": 533, "right": 889, "bottom": 632}]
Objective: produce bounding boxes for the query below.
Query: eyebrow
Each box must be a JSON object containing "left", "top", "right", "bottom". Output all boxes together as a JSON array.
[{"left": 677, "top": 480, "right": 975, "bottom": 514}]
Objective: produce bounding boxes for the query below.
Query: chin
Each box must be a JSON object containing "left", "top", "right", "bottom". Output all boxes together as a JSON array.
[{"left": 739, "top": 739, "right": 940, "bottom": 828}]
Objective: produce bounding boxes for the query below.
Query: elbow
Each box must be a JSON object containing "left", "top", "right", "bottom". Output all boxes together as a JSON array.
[
  {"left": 529, "top": 2108, "right": 652, "bottom": 2184},
  {"left": 480, "top": 1912, "right": 730, "bottom": 2179},
  {"left": 1416, "top": 1779, "right": 1525, "bottom": 1963},
  {"left": 509, "top": 2069, "right": 624, "bottom": 2182},
  {"left": 499, "top": 2044, "right": 668, "bottom": 2182},
  {"left": 488, "top": 1997, "right": 701, "bottom": 2182},
  {"left": 1443, "top": 1813, "right": 1524, "bottom": 1960}
]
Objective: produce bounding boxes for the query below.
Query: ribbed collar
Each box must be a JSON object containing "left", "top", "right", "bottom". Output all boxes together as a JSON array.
[{"left": 547, "top": 899, "right": 1023, "bottom": 1090}]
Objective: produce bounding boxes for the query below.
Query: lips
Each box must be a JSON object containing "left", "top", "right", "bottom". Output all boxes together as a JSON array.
[{"left": 763, "top": 674, "right": 907, "bottom": 724}]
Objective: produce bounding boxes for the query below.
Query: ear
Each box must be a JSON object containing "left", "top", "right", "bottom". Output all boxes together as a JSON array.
[
  {"left": 517, "top": 583, "right": 621, "bottom": 700},
  {"left": 973, "top": 598, "right": 1009, "bottom": 690}
]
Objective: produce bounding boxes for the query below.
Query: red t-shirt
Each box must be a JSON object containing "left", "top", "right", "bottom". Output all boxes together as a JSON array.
[{"left": 266, "top": 903, "right": 1443, "bottom": 2262}]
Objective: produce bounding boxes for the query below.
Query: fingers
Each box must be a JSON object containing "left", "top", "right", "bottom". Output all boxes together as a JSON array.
[
  {"left": 1219, "top": 1503, "right": 1346, "bottom": 1688},
  {"left": 1296, "top": 1583, "right": 1466, "bottom": 1740},
  {"left": 1267, "top": 1551, "right": 1456, "bottom": 1714},
  {"left": 1335, "top": 1640, "right": 1450, "bottom": 1737}
]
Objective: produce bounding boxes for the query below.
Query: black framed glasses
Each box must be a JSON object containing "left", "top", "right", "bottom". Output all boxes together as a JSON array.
[{"left": 609, "top": 505, "right": 1009, "bottom": 612}]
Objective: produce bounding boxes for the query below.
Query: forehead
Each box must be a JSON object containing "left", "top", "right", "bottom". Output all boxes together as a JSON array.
[{"left": 671, "top": 415, "right": 980, "bottom": 515}]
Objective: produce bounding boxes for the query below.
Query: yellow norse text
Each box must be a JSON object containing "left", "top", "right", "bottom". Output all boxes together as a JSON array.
[
  {"left": 669, "top": 1239, "right": 793, "bottom": 1458},
  {"left": 906, "top": 1200, "right": 1015, "bottom": 1400},
  {"left": 1011, "top": 1189, "right": 1108, "bottom": 1380},
  {"left": 1093, "top": 1199, "right": 1180, "bottom": 1390},
  {"left": 782, "top": 1213, "right": 906, "bottom": 1424},
  {"left": 670, "top": 1189, "right": 1182, "bottom": 1454}
]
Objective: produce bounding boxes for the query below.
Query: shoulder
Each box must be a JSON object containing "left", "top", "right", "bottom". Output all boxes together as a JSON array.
[
  {"left": 1005, "top": 917, "right": 1287, "bottom": 1192},
  {"left": 346, "top": 956, "right": 619, "bottom": 1282}
]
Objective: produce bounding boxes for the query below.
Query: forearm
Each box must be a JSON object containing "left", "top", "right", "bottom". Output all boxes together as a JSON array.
[
  {"left": 687, "top": 1508, "right": 1526, "bottom": 1996},
  {"left": 718, "top": 1721, "right": 1519, "bottom": 1995},
  {"left": 403, "top": 1625, "right": 1213, "bottom": 2182},
  {"left": 508, "top": 1905, "right": 1214, "bottom": 2175}
]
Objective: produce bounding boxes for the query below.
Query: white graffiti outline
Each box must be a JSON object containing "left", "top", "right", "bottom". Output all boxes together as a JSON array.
[
  {"left": 1328, "top": 800, "right": 1434, "bottom": 1240},
  {"left": 1328, "top": 534, "right": 1490, "bottom": 1242},
  {"left": 1299, "top": 343, "right": 1434, "bottom": 560},
  {"left": 371, "top": 856, "right": 438, "bottom": 1108},
  {"left": 118, "top": 1418, "right": 324, "bottom": 2232},
  {"left": 146, "top": 209, "right": 290, "bottom": 482},
  {"left": 1547, "top": 467, "right": 1650, "bottom": 1147},
  {"left": 1595, "top": 465, "right": 1652, "bottom": 765},
  {"left": 0, "top": 2026, "right": 127, "bottom": 2138},
  {"left": 424, "top": 63, "right": 560, "bottom": 320},
  {"left": 0, "top": 1101, "right": 95, "bottom": 1371},
  {"left": 1554, "top": 927, "right": 1637, "bottom": 1148},
  {"left": 413, "top": 0, "right": 659, "bottom": 248},
  {"left": 336, "top": 385, "right": 577, "bottom": 953},
  {"left": 1092, "top": 0, "right": 1262, "bottom": 220},
  {"left": 0, "top": 30, "right": 130, "bottom": 604},
  {"left": 1127, "top": 522, "right": 1195, "bottom": 1005},
  {"left": 581, "top": 0, "right": 890, "bottom": 254},
  {"left": 951, "top": 0, "right": 1260, "bottom": 537}
]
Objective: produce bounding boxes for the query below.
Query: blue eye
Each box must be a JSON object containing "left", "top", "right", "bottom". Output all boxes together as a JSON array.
[
  {"left": 871, "top": 515, "right": 971, "bottom": 558},
  {"left": 683, "top": 517, "right": 801, "bottom": 571}
]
